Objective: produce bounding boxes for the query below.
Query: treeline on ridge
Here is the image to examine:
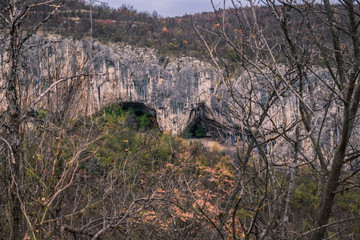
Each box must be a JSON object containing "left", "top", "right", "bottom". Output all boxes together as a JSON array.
[{"left": 12, "top": 0, "right": 335, "bottom": 63}]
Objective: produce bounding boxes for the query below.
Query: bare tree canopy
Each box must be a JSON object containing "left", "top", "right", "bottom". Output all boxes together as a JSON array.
[{"left": 193, "top": 0, "right": 360, "bottom": 239}]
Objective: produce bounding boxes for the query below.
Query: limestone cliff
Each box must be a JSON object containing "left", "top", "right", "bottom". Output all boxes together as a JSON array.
[
  {"left": 89, "top": 42, "right": 220, "bottom": 135},
  {"left": 0, "top": 36, "right": 345, "bottom": 153},
  {"left": 0, "top": 36, "right": 221, "bottom": 135}
]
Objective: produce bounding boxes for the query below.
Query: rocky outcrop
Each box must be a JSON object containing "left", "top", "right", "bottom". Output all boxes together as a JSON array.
[
  {"left": 1, "top": 35, "right": 354, "bottom": 156},
  {"left": 89, "top": 41, "right": 220, "bottom": 135},
  {"left": 0, "top": 36, "right": 221, "bottom": 135},
  {"left": 1, "top": 36, "right": 345, "bottom": 146}
]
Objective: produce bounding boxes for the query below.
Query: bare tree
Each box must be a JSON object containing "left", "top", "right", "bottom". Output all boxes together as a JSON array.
[
  {"left": 0, "top": 1, "right": 93, "bottom": 238},
  {"left": 194, "top": 0, "right": 360, "bottom": 239}
]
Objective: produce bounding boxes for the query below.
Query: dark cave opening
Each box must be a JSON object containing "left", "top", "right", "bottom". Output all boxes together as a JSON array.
[
  {"left": 121, "top": 102, "right": 156, "bottom": 118},
  {"left": 104, "top": 102, "right": 158, "bottom": 131},
  {"left": 182, "top": 119, "right": 209, "bottom": 138},
  {"left": 181, "top": 104, "right": 226, "bottom": 141},
  {"left": 121, "top": 102, "right": 158, "bottom": 130}
]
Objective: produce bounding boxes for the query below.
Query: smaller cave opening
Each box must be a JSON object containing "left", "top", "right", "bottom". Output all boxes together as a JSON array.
[
  {"left": 181, "top": 104, "right": 226, "bottom": 141},
  {"left": 182, "top": 119, "right": 210, "bottom": 139}
]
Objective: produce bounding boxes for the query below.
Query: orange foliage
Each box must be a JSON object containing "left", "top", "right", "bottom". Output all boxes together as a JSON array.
[
  {"left": 162, "top": 26, "right": 169, "bottom": 33},
  {"left": 95, "top": 19, "right": 115, "bottom": 25}
]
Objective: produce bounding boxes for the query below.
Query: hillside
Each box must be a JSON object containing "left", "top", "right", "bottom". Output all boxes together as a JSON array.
[
  {"left": 10, "top": 1, "right": 298, "bottom": 61},
  {"left": 17, "top": 0, "right": 353, "bottom": 70},
  {"left": 2, "top": 1, "right": 360, "bottom": 239}
]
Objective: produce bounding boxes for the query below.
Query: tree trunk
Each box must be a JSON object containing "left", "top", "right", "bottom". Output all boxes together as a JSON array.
[
  {"left": 282, "top": 126, "right": 299, "bottom": 238},
  {"left": 310, "top": 105, "right": 352, "bottom": 240},
  {"left": 7, "top": 24, "right": 23, "bottom": 240}
]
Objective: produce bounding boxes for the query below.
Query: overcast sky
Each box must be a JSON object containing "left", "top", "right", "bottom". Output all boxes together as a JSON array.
[{"left": 99, "top": 0, "right": 229, "bottom": 17}]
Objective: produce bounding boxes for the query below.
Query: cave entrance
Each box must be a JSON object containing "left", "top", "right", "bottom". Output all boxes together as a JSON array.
[
  {"left": 182, "top": 103, "right": 225, "bottom": 141},
  {"left": 120, "top": 102, "right": 158, "bottom": 130},
  {"left": 183, "top": 119, "right": 209, "bottom": 138},
  {"left": 121, "top": 102, "right": 156, "bottom": 118}
]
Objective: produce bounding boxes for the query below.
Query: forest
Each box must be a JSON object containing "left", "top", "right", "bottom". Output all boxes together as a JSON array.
[
  {"left": 1, "top": 0, "right": 360, "bottom": 240},
  {"left": 13, "top": 0, "right": 331, "bottom": 61}
]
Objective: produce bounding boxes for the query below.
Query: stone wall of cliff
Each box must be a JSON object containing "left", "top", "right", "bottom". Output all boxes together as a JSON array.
[
  {"left": 0, "top": 36, "right": 345, "bottom": 153},
  {"left": 0, "top": 36, "right": 222, "bottom": 135}
]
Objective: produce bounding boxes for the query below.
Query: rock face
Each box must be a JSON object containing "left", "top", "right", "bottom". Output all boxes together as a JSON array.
[
  {"left": 0, "top": 36, "right": 221, "bottom": 135},
  {"left": 1, "top": 36, "right": 355, "bottom": 154},
  {"left": 89, "top": 41, "right": 220, "bottom": 135}
]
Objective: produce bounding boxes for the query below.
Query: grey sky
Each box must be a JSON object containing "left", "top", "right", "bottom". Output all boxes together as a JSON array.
[{"left": 99, "top": 0, "right": 228, "bottom": 17}]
